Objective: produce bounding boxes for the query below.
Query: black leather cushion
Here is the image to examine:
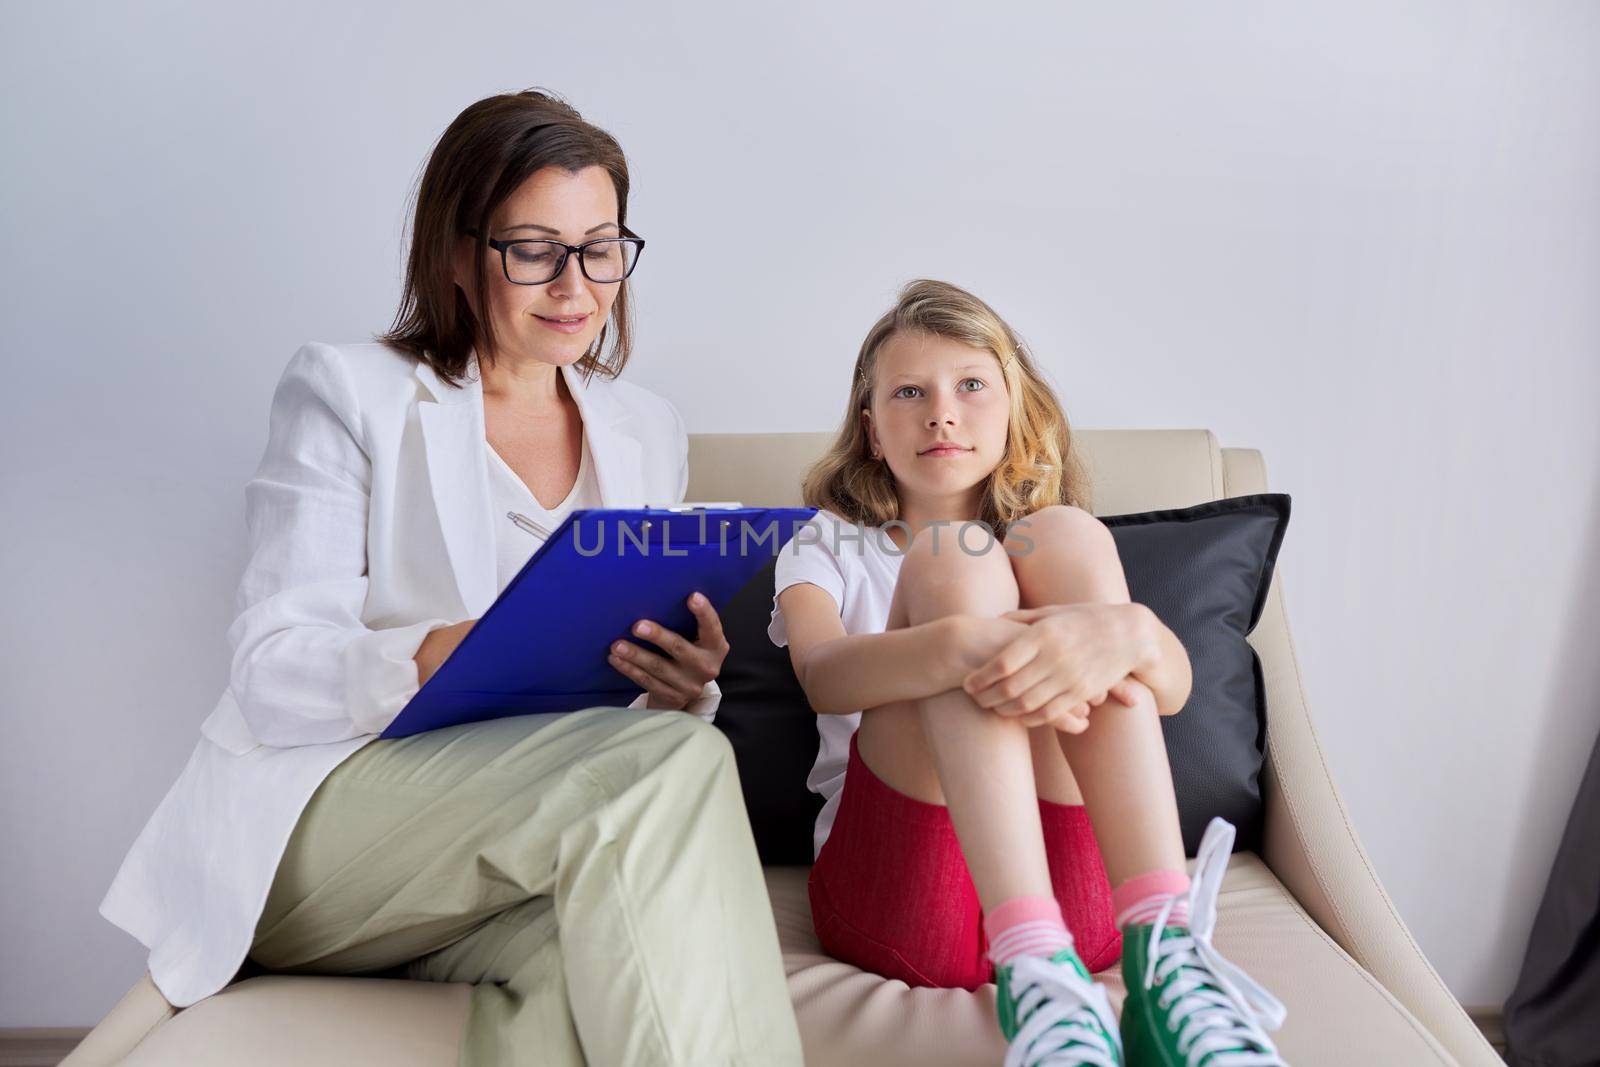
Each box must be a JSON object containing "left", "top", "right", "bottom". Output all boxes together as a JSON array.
[
  {"left": 1099, "top": 493, "right": 1290, "bottom": 855},
  {"left": 713, "top": 493, "right": 1290, "bottom": 862},
  {"left": 712, "top": 554, "right": 824, "bottom": 865}
]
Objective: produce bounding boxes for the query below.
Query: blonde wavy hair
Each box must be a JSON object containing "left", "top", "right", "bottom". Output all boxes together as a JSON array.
[{"left": 801, "top": 278, "right": 1092, "bottom": 536}]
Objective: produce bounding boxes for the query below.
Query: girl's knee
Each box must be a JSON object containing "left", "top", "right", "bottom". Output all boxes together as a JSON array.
[
  {"left": 895, "top": 522, "right": 1018, "bottom": 619},
  {"left": 900, "top": 519, "right": 1009, "bottom": 569},
  {"left": 1005, "top": 504, "right": 1115, "bottom": 561}
]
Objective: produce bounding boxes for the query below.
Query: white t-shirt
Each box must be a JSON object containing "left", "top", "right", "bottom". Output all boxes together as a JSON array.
[
  {"left": 488, "top": 429, "right": 600, "bottom": 593},
  {"left": 490, "top": 431, "right": 720, "bottom": 722},
  {"left": 767, "top": 508, "right": 905, "bottom": 859}
]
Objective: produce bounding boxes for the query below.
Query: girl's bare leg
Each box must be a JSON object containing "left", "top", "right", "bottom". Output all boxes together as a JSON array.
[
  {"left": 855, "top": 603, "right": 1084, "bottom": 807},
  {"left": 1029, "top": 722, "right": 1086, "bottom": 804},
  {"left": 1005, "top": 505, "right": 1187, "bottom": 886},
  {"left": 853, "top": 524, "right": 1052, "bottom": 909}
]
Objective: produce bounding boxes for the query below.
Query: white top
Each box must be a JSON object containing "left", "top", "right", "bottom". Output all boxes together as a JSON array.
[
  {"left": 767, "top": 508, "right": 904, "bottom": 859},
  {"left": 96, "top": 343, "right": 718, "bottom": 1009},
  {"left": 488, "top": 430, "right": 601, "bottom": 592}
]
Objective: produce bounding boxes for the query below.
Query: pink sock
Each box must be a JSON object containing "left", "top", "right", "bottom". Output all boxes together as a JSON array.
[
  {"left": 984, "top": 895, "right": 1074, "bottom": 967},
  {"left": 1112, "top": 869, "right": 1191, "bottom": 928}
]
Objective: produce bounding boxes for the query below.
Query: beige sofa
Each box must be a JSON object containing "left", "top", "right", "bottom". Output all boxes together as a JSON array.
[{"left": 64, "top": 430, "right": 1502, "bottom": 1067}]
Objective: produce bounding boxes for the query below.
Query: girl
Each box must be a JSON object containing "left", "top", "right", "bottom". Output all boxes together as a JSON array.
[{"left": 768, "top": 280, "right": 1288, "bottom": 1067}]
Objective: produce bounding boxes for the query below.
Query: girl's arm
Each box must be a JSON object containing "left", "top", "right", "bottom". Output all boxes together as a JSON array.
[
  {"left": 981, "top": 602, "right": 1193, "bottom": 717},
  {"left": 1129, "top": 604, "right": 1193, "bottom": 717},
  {"left": 776, "top": 583, "right": 971, "bottom": 714}
]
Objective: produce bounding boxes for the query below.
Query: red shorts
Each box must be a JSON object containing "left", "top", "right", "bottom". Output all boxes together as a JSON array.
[{"left": 808, "top": 730, "right": 1122, "bottom": 990}]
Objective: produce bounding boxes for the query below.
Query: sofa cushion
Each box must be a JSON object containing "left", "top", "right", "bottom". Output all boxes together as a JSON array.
[
  {"left": 101, "top": 853, "right": 1448, "bottom": 1067},
  {"left": 712, "top": 554, "right": 825, "bottom": 865},
  {"left": 715, "top": 494, "right": 1290, "bottom": 860},
  {"left": 1099, "top": 492, "right": 1290, "bottom": 854},
  {"left": 116, "top": 974, "right": 468, "bottom": 1066},
  {"left": 767, "top": 854, "right": 1453, "bottom": 1066}
]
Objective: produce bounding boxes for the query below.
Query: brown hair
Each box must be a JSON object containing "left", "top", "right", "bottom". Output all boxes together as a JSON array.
[
  {"left": 376, "top": 88, "right": 636, "bottom": 387},
  {"left": 801, "top": 279, "right": 1093, "bottom": 534}
]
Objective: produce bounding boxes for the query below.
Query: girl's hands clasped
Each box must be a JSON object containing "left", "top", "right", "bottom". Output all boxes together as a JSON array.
[
  {"left": 608, "top": 591, "right": 730, "bottom": 711},
  {"left": 958, "top": 603, "right": 1154, "bottom": 732}
]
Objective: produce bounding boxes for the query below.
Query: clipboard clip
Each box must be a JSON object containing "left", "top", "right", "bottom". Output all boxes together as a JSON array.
[{"left": 645, "top": 501, "right": 745, "bottom": 511}]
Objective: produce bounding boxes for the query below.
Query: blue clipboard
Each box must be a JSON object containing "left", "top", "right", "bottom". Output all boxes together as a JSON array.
[{"left": 379, "top": 505, "right": 818, "bottom": 739}]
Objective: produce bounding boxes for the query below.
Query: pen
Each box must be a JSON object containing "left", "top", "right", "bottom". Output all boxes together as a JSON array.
[{"left": 506, "top": 511, "right": 551, "bottom": 539}]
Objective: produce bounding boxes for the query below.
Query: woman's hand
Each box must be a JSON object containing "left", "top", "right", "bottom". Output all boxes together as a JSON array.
[
  {"left": 608, "top": 592, "right": 730, "bottom": 711},
  {"left": 414, "top": 619, "right": 477, "bottom": 688},
  {"left": 959, "top": 603, "right": 1156, "bottom": 732}
]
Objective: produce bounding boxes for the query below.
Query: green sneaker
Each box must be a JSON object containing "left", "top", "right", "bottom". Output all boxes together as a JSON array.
[
  {"left": 995, "top": 944, "right": 1123, "bottom": 1066},
  {"left": 1120, "top": 818, "right": 1289, "bottom": 1067}
]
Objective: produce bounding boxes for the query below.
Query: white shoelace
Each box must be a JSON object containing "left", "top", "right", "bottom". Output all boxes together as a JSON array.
[
  {"left": 1002, "top": 954, "right": 1123, "bottom": 1067},
  {"left": 1141, "top": 816, "right": 1289, "bottom": 1067}
]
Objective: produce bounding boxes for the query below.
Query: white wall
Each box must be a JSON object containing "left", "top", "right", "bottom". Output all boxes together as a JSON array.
[{"left": 3, "top": 0, "right": 1596, "bottom": 1027}]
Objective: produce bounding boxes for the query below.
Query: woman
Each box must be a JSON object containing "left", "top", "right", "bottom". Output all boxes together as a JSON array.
[{"left": 97, "top": 89, "right": 806, "bottom": 1066}]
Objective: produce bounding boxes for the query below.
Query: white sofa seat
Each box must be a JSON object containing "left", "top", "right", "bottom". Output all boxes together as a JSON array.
[
  {"left": 89, "top": 857, "right": 1458, "bottom": 1067},
  {"left": 771, "top": 856, "right": 1457, "bottom": 1066}
]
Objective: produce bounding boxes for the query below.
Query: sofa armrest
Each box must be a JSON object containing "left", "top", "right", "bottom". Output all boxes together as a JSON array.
[
  {"left": 59, "top": 972, "right": 175, "bottom": 1066},
  {"left": 1221, "top": 447, "right": 1500, "bottom": 1067}
]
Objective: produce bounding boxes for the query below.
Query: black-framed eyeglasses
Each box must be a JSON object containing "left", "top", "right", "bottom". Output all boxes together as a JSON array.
[{"left": 469, "top": 225, "right": 645, "bottom": 285}]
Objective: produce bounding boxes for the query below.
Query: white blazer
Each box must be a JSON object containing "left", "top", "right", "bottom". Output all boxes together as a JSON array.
[{"left": 99, "top": 341, "right": 720, "bottom": 1008}]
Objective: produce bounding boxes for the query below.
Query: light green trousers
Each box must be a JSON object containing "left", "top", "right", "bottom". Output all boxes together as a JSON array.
[{"left": 248, "top": 706, "right": 806, "bottom": 1067}]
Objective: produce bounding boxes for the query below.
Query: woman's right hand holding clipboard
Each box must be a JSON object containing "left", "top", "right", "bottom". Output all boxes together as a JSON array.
[
  {"left": 607, "top": 591, "right": 729, "bottom": 710},
  {"left": 412, "top": 591, "right": 729, "bottom": 713}
]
